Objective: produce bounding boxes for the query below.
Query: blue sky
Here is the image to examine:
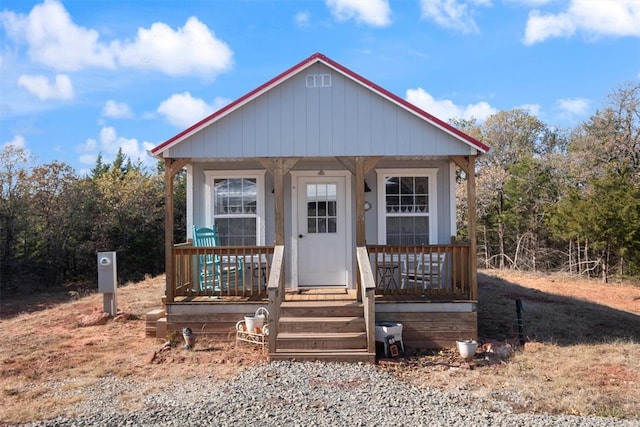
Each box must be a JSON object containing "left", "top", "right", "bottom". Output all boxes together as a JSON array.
[{"left": 1, "top": 0, "right": 639, "bottom": 175}]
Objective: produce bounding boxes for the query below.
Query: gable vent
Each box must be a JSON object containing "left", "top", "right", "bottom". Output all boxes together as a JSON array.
[{"left": 306, "top": 74, "right": 332, "bottom": 88}]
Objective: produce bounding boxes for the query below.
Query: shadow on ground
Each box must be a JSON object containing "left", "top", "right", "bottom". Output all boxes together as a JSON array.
[
  {"left": 0, "top": 289, "right": 82, "bottom": 320},
  {"left": 477, "top": 272, "right": 640, "bottom": 345}
]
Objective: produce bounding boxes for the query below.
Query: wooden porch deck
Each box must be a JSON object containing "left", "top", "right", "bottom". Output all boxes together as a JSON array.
[
  {"left": 171, "top": 288, "right": 355, "bottom": 303},
  {"left": 170, "top": 289, "right": 470, "bottom": 304},
  {"left": 159, "top": 244, "right": 477, "bottom": 362}
]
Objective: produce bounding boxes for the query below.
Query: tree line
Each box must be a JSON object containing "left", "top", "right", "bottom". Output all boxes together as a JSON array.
[
  {"left": 1, "top": 82, "right": 638, "bottom": 294},
  {"left": 0, "top": 148, "right": 186, "bottom": 293},
  {"left": 456, "top": 82, "right": 640, "bottom": 282}
]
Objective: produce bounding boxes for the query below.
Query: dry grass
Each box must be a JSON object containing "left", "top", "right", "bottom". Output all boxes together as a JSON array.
[
  {"left": 386, "top": 270, "right": 640, "bottom": 419},
  {"left": 478, "top": 270, "right": 640, "bottom": 344},
  {"left": 0, "top": 276, "right": 267, "bottom": 424},
  {"left": 1, "top": 271, "right": 639, "bottom": 424}
]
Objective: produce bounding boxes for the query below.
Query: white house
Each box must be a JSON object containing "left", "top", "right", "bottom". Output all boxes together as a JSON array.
[{"left": 151, "top": 53, "right": 488, "bottom": 362}]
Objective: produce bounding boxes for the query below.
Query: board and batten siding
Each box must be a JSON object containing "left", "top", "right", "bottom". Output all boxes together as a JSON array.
[{"left": 163, "top": 63, "right": 475, "bottom": 159}]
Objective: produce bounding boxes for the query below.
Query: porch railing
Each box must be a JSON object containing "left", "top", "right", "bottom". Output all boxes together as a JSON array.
[
  {"left": 172, "top": 244, "right": 275, "bottom": 298},
  {"left": 366, "top": 244, "right": 473, "bottom": 299}
]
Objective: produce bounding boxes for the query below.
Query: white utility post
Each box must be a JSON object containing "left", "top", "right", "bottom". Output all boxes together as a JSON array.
[{"left": 97, "top": 251, "right": 117, "bottom": 316}]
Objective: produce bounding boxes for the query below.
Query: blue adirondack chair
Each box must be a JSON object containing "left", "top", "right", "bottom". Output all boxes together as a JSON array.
[{"left": 192, "top": 226, "right": 243, "bottom": 292}]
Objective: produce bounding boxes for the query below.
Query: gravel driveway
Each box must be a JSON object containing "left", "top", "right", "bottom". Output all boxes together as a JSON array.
[{"left": 23, "top": 361, "right": 638, "bottom": 427}]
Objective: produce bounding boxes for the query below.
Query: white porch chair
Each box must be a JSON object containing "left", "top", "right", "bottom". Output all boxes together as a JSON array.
[{"left": 402, "top": 252, "right": 447, "bottom": 290}]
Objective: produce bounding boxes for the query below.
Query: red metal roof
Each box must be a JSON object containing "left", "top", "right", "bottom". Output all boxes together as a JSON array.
[{"left": 151, "top": 52, "right": 489, "bottom": 156}]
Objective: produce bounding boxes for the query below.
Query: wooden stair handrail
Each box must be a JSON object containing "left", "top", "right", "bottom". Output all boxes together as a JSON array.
[
  {"left": 267, "top": 245, "right": 285, "bottom": 355},
  {"left": 356, "top": 246, "right": 376, "bottom": 355}
]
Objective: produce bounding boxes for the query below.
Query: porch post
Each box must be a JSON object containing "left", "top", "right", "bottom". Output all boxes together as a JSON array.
[
  {"left": 351, "top": 157, "right": 381, "bottom": 301},
  {"left": 164, "top": 159, "right": 175, "bottom": 303},
  {"left": 467, "top": 156, "right": 478, "bottom": 300},
  {"left": 339, "top": 156, "right": 380, "bottom": 247},
  {"left": 355, "top": 157, "right": 366, "bottom": 246},
  {"left": 164, "top": 157, "right": 190, "bottom": 303},
  {"left": 258, "top": 157, "right": 300, "bottom": 245},
  {"left": 355, "top": 157, "right": 366, "bottom": 302},
  {"left": 273, "top": 159, "right": 285, "bottom": 245}
]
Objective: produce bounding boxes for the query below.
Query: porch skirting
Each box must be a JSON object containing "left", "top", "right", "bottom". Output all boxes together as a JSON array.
[
  {"left": 161, "top": 299, "right": 477, "bottom": 350},
  {"left": 375, "top": 301, "right": 477, "bottom": 349},
  {"left": 164, "top": 301, "right": 268, "bottom": 340}
]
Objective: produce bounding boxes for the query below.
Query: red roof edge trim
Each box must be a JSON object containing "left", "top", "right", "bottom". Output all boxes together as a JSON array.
[
  {"left": 151, "top": 53, "right": 325, "bottom": 156},
  {"left": 151, "top": 52, "right": 489, "bottom": 156},
  {"left": 316, "top": 54, "right": 489, "bottom": 153}
]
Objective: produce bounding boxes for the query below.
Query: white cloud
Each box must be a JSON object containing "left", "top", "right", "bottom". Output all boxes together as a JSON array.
[
  {"left": 419, "top": 0, "right": 492, "bottom": 34},
  {"left": 557, "top": 97, "right": 590, "bottom": 115},
  {"left": 115, "top": 17, "right": 233, "bottom": 77},
  {"left": 76, "top": 126, "right": 155, "bottom": 168},
  {"left": 17, "top": 73, "right": 73, "bottom": 100},
  {"left": 295, "top": 11, "right": 310, "bottom": 27},
  {"left": 464, "top": 101, "right": 497, "bottom": 120},
  {"left": 505, "top": 0, "right": 554, "bottom": 5},
  {"left": 523, "top": 10, "right": 575, "bottom": 44},
  {"left": 519, "top": 103, "right": 541, "bottom": 116},
  {"left": 0, "top": 0, "right": 115, "bottom": 71},
  {"left": 212, "top": 96, "right": 232, "bottom": 110},
  {"left": 326, "top": 0, "right": 392, "bottom": 27},
  {"left": 1, "top": 1, "right": 234, "bottom": 78},
  {"left": 77, "top": 153, "right": 94, "bottom": 165},
  {"left": 102, "top": 100, "right": 133, "bottom": 119},
  {"left": 406, "top": 87, "right": 497, "bottom": 122},
  {"left": 524, "top": 0, "right": 640, "bottom": 45},
  {"left": 157, "top": 92, "right": 224, "bottom": 128},
  {"left": 3, "top": 134, "right": 26, "bottom": 149}
]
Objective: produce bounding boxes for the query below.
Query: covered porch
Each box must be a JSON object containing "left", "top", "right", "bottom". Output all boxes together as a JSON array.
[{"left": 160, "top": 155, "right": 479, "bottom": 361}]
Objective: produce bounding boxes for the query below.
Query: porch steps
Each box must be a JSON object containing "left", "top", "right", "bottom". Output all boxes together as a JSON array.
[
  {"left": 278, "top": 316, "right": 364, "bottom": 333},
  {"left": 145, "top": 309, "right": 166, "bottom": 338},
  {"left": 276, "top": 332, "right": 367, "bottom": 349},
  {"left": 271, "top": 349, "right": 375, "bottom": 363},
  {"left": 271, "top": 300, "right": 375, "bottom": 363}
]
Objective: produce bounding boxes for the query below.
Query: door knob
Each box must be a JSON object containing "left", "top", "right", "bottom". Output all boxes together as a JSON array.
[{"left": 298, "top": 234, "right": 304, "bottom": 238}]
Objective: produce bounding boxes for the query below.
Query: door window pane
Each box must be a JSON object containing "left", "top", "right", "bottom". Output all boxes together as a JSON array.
[{"left": 306, "top": 183, "right": 337, "bottom": 234}]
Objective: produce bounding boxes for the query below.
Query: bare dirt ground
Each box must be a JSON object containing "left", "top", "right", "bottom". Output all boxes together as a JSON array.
[
  {"left": 393, "top": 271, "right": 640, "bottom": 419},
  {"left": 1, "top": 271, "right": 639, "bottom": 424}
]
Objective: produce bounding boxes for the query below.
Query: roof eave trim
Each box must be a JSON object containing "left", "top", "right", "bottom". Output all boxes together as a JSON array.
[
  {"left": 151, "top": 53, "right": 325, "bottom": 156},
  {"left": 315, "top": 54, "right": 489, "bottom": 154},
  {"left": 151, "top": 52, "right": 489, "bottom": 156}
]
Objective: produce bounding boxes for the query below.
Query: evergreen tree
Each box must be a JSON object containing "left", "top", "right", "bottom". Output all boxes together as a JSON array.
[{"left": 90, "top": 153, "right": 109, "bottom": 178}]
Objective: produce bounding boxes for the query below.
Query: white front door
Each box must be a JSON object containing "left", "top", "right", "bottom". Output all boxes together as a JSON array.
[{"left": 295, "top": 173, "right": 350, "bottom": 287}]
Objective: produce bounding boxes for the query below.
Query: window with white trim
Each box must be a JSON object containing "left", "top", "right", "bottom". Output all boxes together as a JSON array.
[
  {"left": 306, "top": 74, "right": 332, "bottom": 88},
  {"left": 205, "top": 171, "right": 265, "bottom": 245},
  {"left": 377, "top": 169, "right": 437, "bottom": 245}
]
